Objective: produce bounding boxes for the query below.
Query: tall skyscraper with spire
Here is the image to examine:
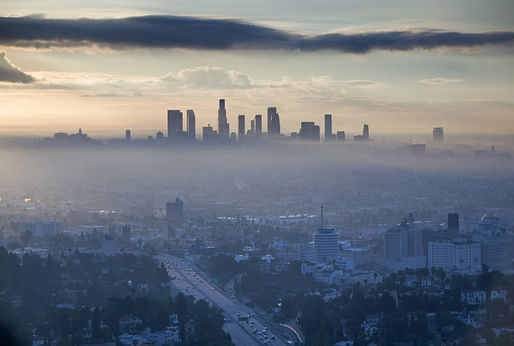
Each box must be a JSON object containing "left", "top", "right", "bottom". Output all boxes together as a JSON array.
[
  {"left": 313, "top": 206, "right": 339, "bottom": 263},
  {"left": 218, "top": 99, "right": 229, "bottom": 139}
]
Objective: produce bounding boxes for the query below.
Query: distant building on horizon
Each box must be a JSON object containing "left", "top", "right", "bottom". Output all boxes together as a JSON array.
[
  {"left": 299, "top": 122, "right": 320, "bottom": 141},
  {"left": 433, "top": 127, "right": 444, "bottom": 141},
  {"left": 125, "top": 129, "right": 131, "bottom": 143},
  {"left": 324, "top": 114, "right": 333, "bottom": 141},
  {"left": 354, "top": 124, "right": 369, "bottom": 141},
  {"left": 238, "top": 114, "right": 245, "bottom": 140},
  {"left": 255, "top": 114, "right": 262, "bottom": 136},
  {"left": 186, "top": 109, "right": 196, "bottom": 140},
  {"left": 51, "top": 128, "right": 93, "bottom": 146},
  {"left": 202, "top": 124, "right": 217, "bottom": 143},
  {"left": 218, "top": 99, "right": 229, "bottom": 139},
  {"left": 250, "top": 119, "right": 255, "bottom": 135},
  {"left": 267, "top": 107, "right": 280, "bottom": 136},
  {"left": 336, "top": 131, "right": 346, "bottom": 142},
  {"left": 166, "top": 198, "right": 184, "bottom": 223},
  {"left": 167, "top": 110, "right": 183, "bottom": 140}
]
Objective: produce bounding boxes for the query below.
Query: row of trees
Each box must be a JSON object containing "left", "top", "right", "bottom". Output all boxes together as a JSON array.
[
  {"left": 0, "top": 247, "right": 233, "bottom": 345},
  {"left": 274, "top": 271, "right": 514, "bottom": 346}
]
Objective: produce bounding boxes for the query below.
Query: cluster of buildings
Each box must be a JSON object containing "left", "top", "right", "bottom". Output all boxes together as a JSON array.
[
  {"left": 43, "top": 99, "right": 459, "bottom": 148},
  {"left": 49, "top": 98, "right": 430, "bottom": 146},
  {"left": 167, "top": 99, "right": 363, "bottom": 144},
  {"left": 118, "top": 314, "right": 182, "bottom": 346},
  {"left": 384, "top": 213, "right": 513, "bottom": 274},
  {"left": 260, "top": 209, "right": 513, "bottom": 287},
  {"left": 48, "top": 98, "right": 513, "bottom": 160}
]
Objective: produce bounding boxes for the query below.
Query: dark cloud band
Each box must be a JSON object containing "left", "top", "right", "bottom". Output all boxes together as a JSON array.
[{"left": 1, "top": 15, "right": 513, "bottom": 53}]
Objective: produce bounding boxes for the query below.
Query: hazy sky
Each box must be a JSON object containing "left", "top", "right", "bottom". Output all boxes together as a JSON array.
[{"left": 0, "top": 0, "right": 513, "bottom": 137}]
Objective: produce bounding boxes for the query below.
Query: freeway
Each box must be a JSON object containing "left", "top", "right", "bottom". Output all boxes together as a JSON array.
[{"left": 157, "top": 254, "right": 292, "bottom": 346}]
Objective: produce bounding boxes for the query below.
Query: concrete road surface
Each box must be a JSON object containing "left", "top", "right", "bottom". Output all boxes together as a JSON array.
[{"left": 157, "top": 254, "right": 292, "bottom": 346}]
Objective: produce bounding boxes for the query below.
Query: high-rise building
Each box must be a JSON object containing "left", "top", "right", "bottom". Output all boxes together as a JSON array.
[
  {"left": 255, "top": 114, "right": 262, "bottom": 135},
  {"left": 336, "top": 131, "right": 346, "bottom": 141},
  {"left": 324, "top": 114, "right": 333, "bottom": 141},
  {"left": 166, "top": 198, "right": 184, "bottom": 223},
  {"left": 384, "top": 216, "right": 425, "bottom": 270},
  {"left": 363, "top": 124, "right": 369, "bottom": 140},
  {"left": 354, "top": 124, "right": 370, "bottom": 141},
  {"left": 384, "top": 221, "right": 423, "bottom": 260},
  {"left": 267, "top": 107, "right": 274, "bottom": 134},
  {"left": 428, "top": 239, "right": 481, "bottom": 273},
  {"left": 238, "top": 114, "right": 245, "bottom": 140},
  {"left": 384, "top": 228, "right": 408, "bottom": 261},
  {"left": 433, "top": 127, "right": 444, "bottom": 141},
  {"left": 299, "top": 122, "right": 320, "bottom": 141},
  {"left": 313, "top": 207, "right": 339, "bottom": 263},
  {"left": 267, "top": 107, "right": 280, "bottom": 136},
  {"left": 250, "top": 119, "right": 255, "bottom": 134},
  {"left": 167, "top": 110, "right": 183, "bottom": 140},
  {"left": 448, "top": 213, "right": 459, "bottom": 232},
  {"left": 218, "top": 99, "right": 229, "bottom": 139},
  {"left": 186, "top": 109, "right": 196, "bottom": 140},
  {"left": 480, "top": 236, "right": 512, "bottom": 271},
  {"left": 125, "top": 129, "right": 131, "bottom": 142},
  {"left": 202, "top": 124, "right": 217, "bottom": 143}
]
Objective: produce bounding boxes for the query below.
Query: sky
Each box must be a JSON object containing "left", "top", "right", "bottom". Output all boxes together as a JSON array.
[{"left": 0, "top": 0, "right": 513, "bottom": 137}]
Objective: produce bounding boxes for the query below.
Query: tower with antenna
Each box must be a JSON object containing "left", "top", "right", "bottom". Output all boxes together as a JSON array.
[
  {"left": 321, "top": 205, "right": 324, "bottom": 228},
  {"left": 313, "top": 205, "right": 339, "bottom": 263}
]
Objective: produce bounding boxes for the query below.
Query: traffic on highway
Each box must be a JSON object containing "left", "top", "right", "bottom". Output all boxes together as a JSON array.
[{"left": 157, "top": 254, "right": 293, "bottom": 346}]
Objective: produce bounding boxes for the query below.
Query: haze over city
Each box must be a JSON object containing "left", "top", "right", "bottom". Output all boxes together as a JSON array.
[{"left": 1, "top": 1, "right": 514, "bottom": 346}]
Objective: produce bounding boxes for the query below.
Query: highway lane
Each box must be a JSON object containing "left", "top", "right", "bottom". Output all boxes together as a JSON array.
[{"left": 157, "top": 254, "right": 291, "bottom": 346}]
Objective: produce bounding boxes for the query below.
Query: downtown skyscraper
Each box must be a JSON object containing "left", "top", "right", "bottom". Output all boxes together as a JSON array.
[
  {"left": 218, "top": 99, "right": 229, "bottom": 139},
  {"left": 324, "top": 114, "right": 333, "bottom": 141},
  {"left": 167, "top": 110, "right": 183, "bottom": 140},
  {"left": 238, "top": 114, "right": 245, "bottom": 140},
  {"left": 267, "top": 107, "right": 280, "bottom": 136},
  {"left": 187, "top": 109, "right": 196, "bottom": 140}
]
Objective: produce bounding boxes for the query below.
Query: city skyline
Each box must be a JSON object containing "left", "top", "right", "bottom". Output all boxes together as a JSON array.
[
  {"left": 0, "top": 1, "right": 514, "bottom": 136},
  {"left": 1, "top": 2, "right": 514, "bottom": 346},
  {"left": 34, "top": 98, "right": 428, "bottom": 144}
]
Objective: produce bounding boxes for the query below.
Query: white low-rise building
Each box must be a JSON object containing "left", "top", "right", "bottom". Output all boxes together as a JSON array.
[
  {"left": 428, "top": 239, "right": 481, "bottom": 274},
  {"left": 490, "top": 289, "right": 510, "bottom": 302},
  {"left": 461, "top": 291, "right": 487, "bottom": 305},
  {"left": 20, "top": 221, "right": 60, "bottom": 238}
]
